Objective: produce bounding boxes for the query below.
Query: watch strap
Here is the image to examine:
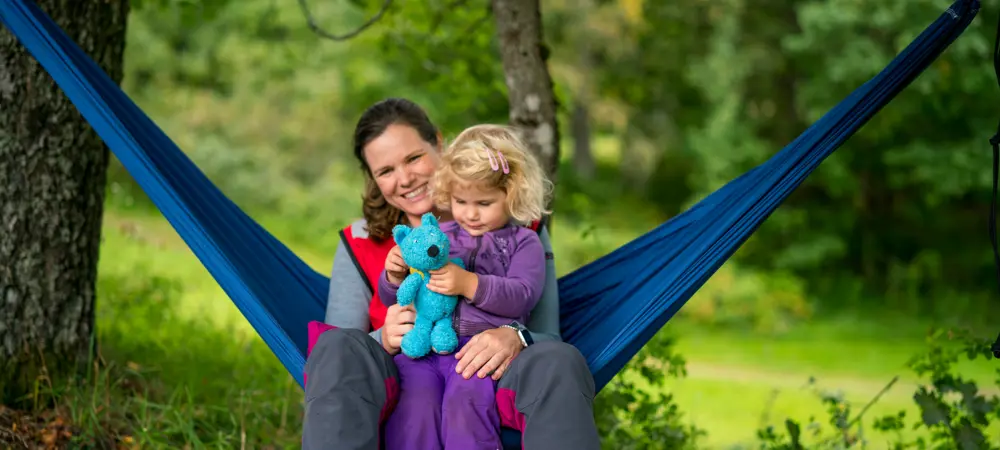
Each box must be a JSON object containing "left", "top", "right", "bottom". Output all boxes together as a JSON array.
[{"left": 503, "top": 322, "right": 533, "bottom": 348}]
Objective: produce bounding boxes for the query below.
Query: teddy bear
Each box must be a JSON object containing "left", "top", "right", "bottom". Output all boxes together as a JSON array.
[{"left": 392, "top": 213, "right": 464, "bottom": 359}]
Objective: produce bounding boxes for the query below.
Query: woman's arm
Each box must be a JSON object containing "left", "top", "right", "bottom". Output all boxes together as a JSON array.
[
  {"left": 522, "top": 226, "right": 562, "bottom": 343},
  {"left": 325, "top": 240, "right": 383, "bottom": 344}
]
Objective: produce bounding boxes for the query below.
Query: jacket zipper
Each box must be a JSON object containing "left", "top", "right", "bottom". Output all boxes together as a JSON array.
[{"left": 454, "top": 235, "right": 483, "bottom": 334}]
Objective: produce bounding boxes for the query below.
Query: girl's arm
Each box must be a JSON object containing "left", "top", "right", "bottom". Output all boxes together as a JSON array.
[
  {"left": 468, "top": 231, "right": 546, "bottom": 318},
  {"left": 377, "top": 269, "right": 401, "bottom": 307}
]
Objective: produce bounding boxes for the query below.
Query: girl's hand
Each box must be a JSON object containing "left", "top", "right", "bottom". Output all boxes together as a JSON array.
[
  {"left": 427, "top": 263, "right": 477, "bottom": 298},
  {"left": 384, "top": 246, "right": 408, "bottom": 284}
]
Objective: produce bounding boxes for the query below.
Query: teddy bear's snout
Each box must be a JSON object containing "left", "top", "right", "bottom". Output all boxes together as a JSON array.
[{"left": 426, "top": 245, "right": 440, "bottom": 258}]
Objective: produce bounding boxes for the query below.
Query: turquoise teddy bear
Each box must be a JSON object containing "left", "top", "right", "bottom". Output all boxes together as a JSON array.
[{"left": 392, "top": 213, "right": 464, "bottom": 358}]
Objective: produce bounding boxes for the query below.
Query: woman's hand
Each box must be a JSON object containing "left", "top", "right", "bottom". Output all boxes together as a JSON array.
[
  {"left": 380, "top": 303, "right": 415, "bottom": 355},
  {"left": 385, "top": 245, "right": 408, "bottom": 285},
  {"left": 455, "top": 326, "right": 523, "bottom": 380}
]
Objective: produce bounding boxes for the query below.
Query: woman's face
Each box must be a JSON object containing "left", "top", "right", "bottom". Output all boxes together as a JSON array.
[{"left": 363, "top": 123, "right": 441, "bottom": 225}]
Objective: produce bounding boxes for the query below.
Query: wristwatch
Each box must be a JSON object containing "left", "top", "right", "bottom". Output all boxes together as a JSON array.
[{"left": 501, "top": 322, "right": 534, "bottom": 348}]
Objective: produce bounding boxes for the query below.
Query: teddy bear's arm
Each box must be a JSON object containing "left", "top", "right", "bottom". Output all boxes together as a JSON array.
[
  {"left": 449, "top": 257, "right": 465, "bottom": 270},
  {"left": 396, "top": 274, "right": 421, "bottom": 307}
]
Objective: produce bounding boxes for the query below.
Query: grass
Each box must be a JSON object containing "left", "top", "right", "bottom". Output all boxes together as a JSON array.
[
  {"left": 3, "top": 202, "right": 998, "bottom": 448},
  {"left": 660, "top": 320, "right": 1000, "bottom": 448}
]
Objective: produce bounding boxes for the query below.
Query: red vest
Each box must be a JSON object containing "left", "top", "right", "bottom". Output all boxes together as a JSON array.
[{"left": 340, "top": 219, "right": 544, "bottom": 332}]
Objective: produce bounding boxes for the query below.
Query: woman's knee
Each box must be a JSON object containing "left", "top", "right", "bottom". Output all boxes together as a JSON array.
[
  {"left": 318, "top": 327, "right": 372, "bottom": 348},
  {"left": 506, "top": 341, "right": 595, "bottom": 394},
  {"left": 316, "top": 328, "right": 382, "bottom": 357},
  {"left": 306, "top": 327, "right": 393, "bottom": 378},
  {"left": 525, "top": 341, "right": 587, "bottom": 367}
]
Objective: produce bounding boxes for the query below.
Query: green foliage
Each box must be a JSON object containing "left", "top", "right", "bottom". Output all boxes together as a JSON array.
[
  {"left": 754, "top": 328, "right": 1000, "bottom": 449},
  {"left": 3, "top": 263, "right": 302, "bottom": 448},
  {"left": 680, "top": 0, "right": 1000, "bottom": 315},
  {"left": 595, "top": 333, "right": 705, "bottom": 450},
  {"left": 331, "top": 0, "right": 516, "bottom": 138},
  {"left": 683, "top": 264, "right": 814, "bottom": 333}
]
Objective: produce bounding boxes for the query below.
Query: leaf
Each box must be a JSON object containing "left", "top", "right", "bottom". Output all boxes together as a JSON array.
[
  {"left": 913, "top": 388, "right": 949, "bottom": 427},
  {"left": 956, "top": 381, "right": 991, "bottom": 426},
  {"left": 785, "top": 418, "right": 803, "bottom": 449},
  {"left": 954, "top": 418, "right": 986, "bottom": 450}
]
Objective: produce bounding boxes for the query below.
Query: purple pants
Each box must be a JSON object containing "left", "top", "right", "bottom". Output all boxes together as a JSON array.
[{"left": 384, "top": 336, "right": 500, "bottom": 450}]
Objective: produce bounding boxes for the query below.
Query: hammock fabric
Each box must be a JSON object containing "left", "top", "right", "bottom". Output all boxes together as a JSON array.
[{"left": 0, "top": 0, "right": 981, "bottom": 393}]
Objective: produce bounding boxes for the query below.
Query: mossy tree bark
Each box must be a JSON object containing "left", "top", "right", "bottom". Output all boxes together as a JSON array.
[
  {"left": 0, "top": 0, "right": 129, "bottom": 406},
  {"left": 492, "top": 0, "right": 561, "bottom": 189}
]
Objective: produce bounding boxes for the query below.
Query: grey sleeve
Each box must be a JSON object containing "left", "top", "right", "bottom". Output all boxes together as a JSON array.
[
  {"left": 324, "top": 240, "right": 381, "bottom": 346},
  {"left": 523, "top": 227, "right": 562, "bottom": 343}
]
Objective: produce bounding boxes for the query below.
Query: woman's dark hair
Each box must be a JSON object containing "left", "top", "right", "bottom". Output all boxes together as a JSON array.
[{"left": 353, "top": 98, "right": 440, "bottom": 241}]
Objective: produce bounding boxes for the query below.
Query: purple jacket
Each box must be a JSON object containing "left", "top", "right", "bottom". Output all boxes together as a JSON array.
[{"left": 378, "top": 221, "right": 546, "bottom": 336}]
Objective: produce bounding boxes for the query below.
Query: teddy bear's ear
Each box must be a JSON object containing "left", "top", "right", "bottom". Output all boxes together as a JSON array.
[
  {"left": 392, "top": 224, "right": 411, "bottom": 244},
  {"left": 422, "top": 213, "right": 439, "bottom": 228}
]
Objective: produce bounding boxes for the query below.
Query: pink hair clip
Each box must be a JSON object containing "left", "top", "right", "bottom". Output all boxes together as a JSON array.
[{"left": 485, "top": 148, "right": 510, "bottom": 174}]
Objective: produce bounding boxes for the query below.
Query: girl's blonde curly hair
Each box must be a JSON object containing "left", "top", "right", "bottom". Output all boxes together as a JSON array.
[{"left": 431, "top": 124, "right": 552, "bottom": 225}]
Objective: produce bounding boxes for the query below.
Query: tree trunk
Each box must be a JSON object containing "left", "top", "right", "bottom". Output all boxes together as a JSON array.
[
  {"left": 491, "top": 0, "right": 561, "bottom": 190},
  {"left": 0, "top": 0, "right": 129, "bottom": 406}
]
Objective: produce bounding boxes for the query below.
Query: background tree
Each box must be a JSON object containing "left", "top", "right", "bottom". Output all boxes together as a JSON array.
[
  {"left": 0, "top": 0, "right": 130, "bottom": 405},
  {"left": 325, "top": 0, "right": 561, "bottom": 184}
]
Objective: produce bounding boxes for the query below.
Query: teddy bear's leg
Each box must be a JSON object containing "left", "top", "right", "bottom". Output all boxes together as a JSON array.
[
  {"left": 430, "top": 316, "right": 459, "bottom": 354},
  {"left": 401, "top": 313, "right": 434, "bottom": 358}
]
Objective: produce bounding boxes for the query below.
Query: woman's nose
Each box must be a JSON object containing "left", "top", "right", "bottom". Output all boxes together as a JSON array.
[{"left": 398, "top": 166, "right": 416, "bottom": 186}]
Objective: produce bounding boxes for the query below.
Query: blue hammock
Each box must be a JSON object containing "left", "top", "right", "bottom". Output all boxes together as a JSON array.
[{"left": 0, "top": 0, "right": 980, "bottom": 394}]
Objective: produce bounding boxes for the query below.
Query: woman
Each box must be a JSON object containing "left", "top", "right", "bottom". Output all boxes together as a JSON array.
[{"left": 302, "top": 98, "right": 601, "bottom": 450}]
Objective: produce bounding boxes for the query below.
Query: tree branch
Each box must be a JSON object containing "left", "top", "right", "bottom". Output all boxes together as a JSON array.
[{"left": 297, "top": 0, "right": 393, "bottom": 41}]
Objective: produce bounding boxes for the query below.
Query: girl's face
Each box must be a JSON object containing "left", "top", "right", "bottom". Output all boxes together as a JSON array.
[
  {"left": 363, "top": 123, "right": 441, "bottom": 226},
  {"left": 450, "top": 181, "right": 509, "bottom": 237}
]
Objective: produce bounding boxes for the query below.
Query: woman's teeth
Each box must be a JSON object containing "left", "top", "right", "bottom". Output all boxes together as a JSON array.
[{"left": 404, "top": 186, "right": 426, "bottom": 199}]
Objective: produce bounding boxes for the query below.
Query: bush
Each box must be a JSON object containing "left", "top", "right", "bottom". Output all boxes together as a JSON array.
[
  {"left": 682, "top": 264, "right": 814, "bottom": 333},
  {"left": 754, "top": 328, "right": 1000, "bottom": 449},
  {"left": 594, "top": 332, "right": 705, "bottom": 449}
]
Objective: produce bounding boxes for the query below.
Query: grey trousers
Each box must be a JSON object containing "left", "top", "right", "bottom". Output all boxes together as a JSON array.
[{"left": 302, "top": 328, "right": 600, "bottom": 450}]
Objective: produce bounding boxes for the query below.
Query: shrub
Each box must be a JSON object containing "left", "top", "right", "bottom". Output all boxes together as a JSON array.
[
  {"left": 755, "top": 327, "right": 1000, "bottom": 449},
  {"left": 594, "top": 332, "right": 705, "bottom": 449}
]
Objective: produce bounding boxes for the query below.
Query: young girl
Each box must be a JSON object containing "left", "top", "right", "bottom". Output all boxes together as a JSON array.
[{"left": 377, "top": 124, "right": 553, "bottom": 450}]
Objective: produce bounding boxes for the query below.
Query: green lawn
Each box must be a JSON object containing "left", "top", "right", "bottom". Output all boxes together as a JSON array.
[
  {"left": 660, "top": 320, "right": 999, "bottom": 448},
  {"left": 88, "top": 208, "right": 999, "bottom": 448}
]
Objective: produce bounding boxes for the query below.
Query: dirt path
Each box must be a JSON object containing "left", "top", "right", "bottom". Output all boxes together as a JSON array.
[{"left": 680, "top": 360, "right": 1000, "bottom": 397}]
